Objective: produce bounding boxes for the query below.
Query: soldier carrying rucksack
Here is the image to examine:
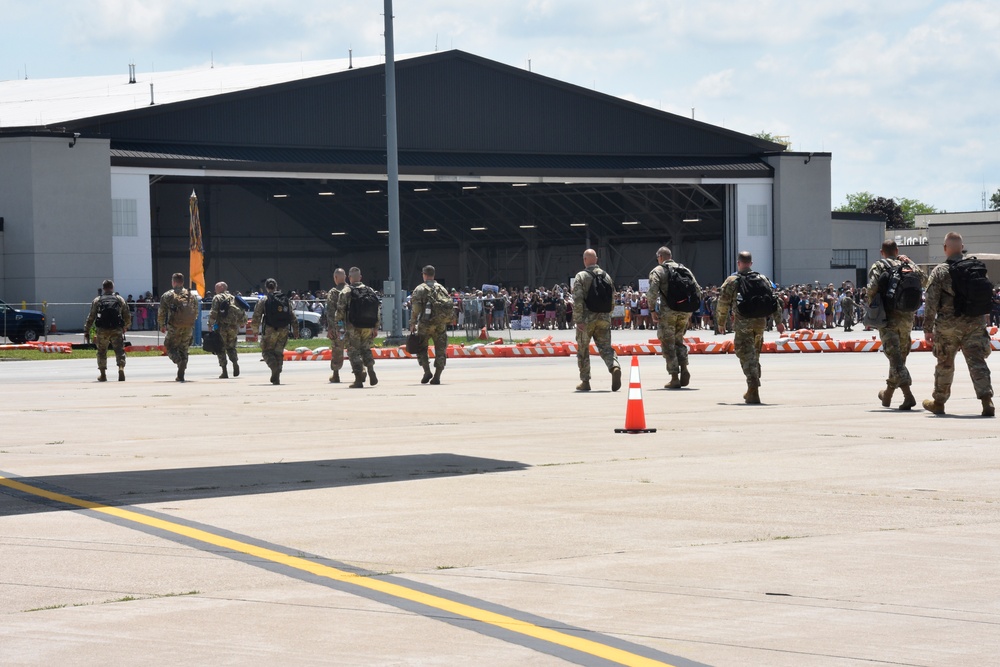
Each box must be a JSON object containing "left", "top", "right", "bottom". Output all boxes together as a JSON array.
[
  {"left": 921, "top": 232, "right": 994, "bottom": 417},
  {"left": 409, "top": 264, "right": 454, "bottom": 385},
  {"left": 84, "top": 279, "right": 131, "bottom": 382},
  {"left": 158, "top": 272, "right": 199, "bottom": 382},
  {"left": 208, "top": 281, "right": 245, "bottom": 379},
  {"left": 647, "top": 246, "right": 702, "bottom": 389},
  {"left": 251, "top": 278, "right": 299, "bottom": 385},
  {"left": 571, "top": 248, "right": 622, "bottom": 393},
  {"left": 334, "top": 267, "right": 380, "bottom": 389},
  {"left": 865, "top": 240, "right": 926, "bottom": 411}
]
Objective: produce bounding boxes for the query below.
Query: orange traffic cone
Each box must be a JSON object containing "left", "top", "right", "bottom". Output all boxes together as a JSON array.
[
  {"left": 479, "top": 326, "right": 488, "bottom": 340},
  {"left": 49, "top": 318, "right": 57, "bottom": 333},
  {"left": 615, "top": 356, "right": 657, "bottom": 434}
]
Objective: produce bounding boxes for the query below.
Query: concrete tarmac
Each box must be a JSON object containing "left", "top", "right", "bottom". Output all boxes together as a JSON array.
[{"left": 1, "top": 334, "right": 997, "bottom": 666}]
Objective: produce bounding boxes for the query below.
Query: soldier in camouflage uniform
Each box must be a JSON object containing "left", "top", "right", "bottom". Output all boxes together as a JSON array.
[
  {"left": 334, "top": 267, "right": 379, "bottom": 388},
  {"left": 865, "top": 240, "right": 925, "bottom": 410},
  {"left": 208, "top": 281, "right": 243, "bottom": 379},
  {"left": 922, "top": 232, "right": 994, "bottom": 416},
  {"left": 841, "top": 289, "right": 856, "bottom": 332},
  {"left": 715, "top": 251, "right": 785, "bottom": 404},
  {"left": 84, "top": 279, "right": 131, "bottom": 382},
  {"left": 571, "top": 249, "right": 622, "bottom": 392},
  {"left": 158, "top": 272, "right": 198, "bottom": 382},
  {"left": 251, "top": 278, "right": 299, "bottom": 385},
  {"left": 409, "top": 265, "right": 452, "bottom": 385},
  {"left": 647, "top": 246, "right": 700, "bottom": 389},
  {"left": 325, "top": 268, "right": 348, "bottom": 383}
]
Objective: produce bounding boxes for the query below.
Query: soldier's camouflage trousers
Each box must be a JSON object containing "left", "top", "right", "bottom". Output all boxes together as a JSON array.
[
  {"left": 733, "top": 317, "right": 765, "bottom": 386},
  {"left": 931, "top": 316, "right": 993, "bottom": 404},
  {"left": 261, "top": 326, "right": 289, "bottom": 374},
  {"left": 878, "top": 312, "right": 914, "bottom": 388},
  {"left": 345, "top": 326, "right": 376, "bottom": 374},
  {"left": 94, "top": 328, "right": 126, "bottom": 371},
  {"left": 657, "top": 311, "right": 690, "bottom": 374},
  {"left": 329, "top": 337, "right": 346, "bottom": 372},
  {"left": 576, "top": 317, "right": 619, "bottom": 381},
  {"left": 418, "top": 323, "right": 448, "bottom": 371},
  {"left": 164, "top": 326, "right": 193, "bottom": 368},
  {"left": 215, "top": 326, "right": 239, "bottom": 368}
]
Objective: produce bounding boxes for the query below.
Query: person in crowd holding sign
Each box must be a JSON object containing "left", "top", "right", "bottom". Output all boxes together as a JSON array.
[
  {"left": 84, "top": 279, "right": 131, "bottom": 382},
  {"left": 647, "top": 246, "right": 702, "bottom": 389},
  {"left": 251, "top": 278, "right": 299, "bottom": 385},
  {"left": 409, "top": 265, "right": 454, "bottom": 385},
  {"left": 922, "top": 232, "right": 994, "bottom": 416},
  {"left": 865, "top": 240, "right": 926, "bottom": 410},
  {"left": 335, "top": 267, "right": 380, "bottom": 389},
  {"left": 715, "top": 251, "right": 784, "bottom": 404},
  {"left": 158, "top": 272, "right": 198, "bottom": 382},
  {"left": 571, "top": 248, "right": 622, "bottom": 392}
]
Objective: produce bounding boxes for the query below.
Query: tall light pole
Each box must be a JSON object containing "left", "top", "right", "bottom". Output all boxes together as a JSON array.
[{"left": 383, "top": 0, "right": 404, "bottom": 344}]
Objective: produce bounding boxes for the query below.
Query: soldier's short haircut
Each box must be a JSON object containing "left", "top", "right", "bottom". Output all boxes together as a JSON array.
[
  {"left": 737, "top": 251, "right": 753, "bottom": 263},
  {"left": 881, "top": 239, "right": 898, "bottom": 255},
  {"left": 944, "top": 231, "right": 963, "bottom": 245},
  {"left": 349, "top": 267, "right": 362, "bottom": 278},
  {"left": 333, "top": 268, "right": 346, "bottom": 277},
  {"left": 102, "top": 279, "right": 114, "bottom": 290},
  {"left": 657, "top": 246, "right": 672, "bottom": 260},
  {"left": 265, "top": 278, "right": 277, "bottom": 290},
  {"left": 171, "top": 272, "right": 184, "bottom": 283},
  {"left": 422, "top": 265, "right": 436, "bottom": 277}
]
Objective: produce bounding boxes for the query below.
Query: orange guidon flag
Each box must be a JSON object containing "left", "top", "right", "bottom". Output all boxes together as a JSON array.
[{"left": 189, "top": 189, "right": 205, "bottom": 297}]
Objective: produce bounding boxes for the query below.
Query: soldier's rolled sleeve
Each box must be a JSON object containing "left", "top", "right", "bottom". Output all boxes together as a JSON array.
[
  {"left": 120, "top": 298, "right": 132, "bottom": 330},
  {"left": 84, "top": 300, "right": 98, "bottom": 332},
  {"left": 646, "top": 269, "right": 662, "bottom": 313},
  {"left": 250, "top": 297, "right": 266, "bottom": 332}
]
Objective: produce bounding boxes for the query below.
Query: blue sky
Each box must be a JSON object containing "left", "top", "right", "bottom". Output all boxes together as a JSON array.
[{"left": 4, "top": 0, "right": 997, "bottom": 213}]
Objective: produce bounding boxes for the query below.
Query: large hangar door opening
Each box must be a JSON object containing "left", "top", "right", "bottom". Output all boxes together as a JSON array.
[{"left": 149, "top": 177, "right": 726, "bottom": 294}]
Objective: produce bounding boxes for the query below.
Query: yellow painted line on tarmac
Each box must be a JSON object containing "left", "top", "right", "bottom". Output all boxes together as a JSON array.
[{"left": 1, "top": 474, "right": 678, "bottom": 667}]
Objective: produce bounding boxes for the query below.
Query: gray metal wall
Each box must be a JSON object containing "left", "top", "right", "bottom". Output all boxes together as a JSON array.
[
  {"left": 766, "top": 153, "right": 834, "bottom": 285},
  {"left": 0, "top": 135, "right": 113, "bottom": 328}
]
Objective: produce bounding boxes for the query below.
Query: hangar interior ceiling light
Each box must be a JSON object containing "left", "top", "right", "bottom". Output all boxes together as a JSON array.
[
  {"left": 330, "top": 232, "right": 346, "bottom": 236},
  {"left": 570, "top": 223, "right": 587, "bottom": 227},
  {"left": 622, "top": 221, "right": 639, "bottom": 226},
  {"left": 377, "top": 230, "right": 389, "bottom": 234},
  {"left": 470, "top": 226, "right": 487, "bottom": 231},
  {"left": 423, "top": 228, "right": 438, "bottom": 232},
  {"left": 413, "top": 187, "right": 430, "bottom": 192},
  {"left": 682, "top": 217, "right": 701, "bottom": 223},
  {"left": 511, "top": 183, "right": 528, "bottom": 187},
  {"left": 318, "top": 191, "right": 334, "bottom": 196},
  {"left": 462, "top": 186, "right": 478, "bottom": 190},
  {"left": 272, "top": 194, "right": 288, "bottom": 198},
  {"left": 366, "top": 189, "right": 381, "bottom": 194},
  {"left": 519, "top": 224, "right": 535, "bottom": 229}
]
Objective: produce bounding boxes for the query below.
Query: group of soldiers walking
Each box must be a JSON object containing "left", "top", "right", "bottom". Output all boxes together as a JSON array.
[{"left": 84, "top": 233, "right": 993, "bottom": 415}]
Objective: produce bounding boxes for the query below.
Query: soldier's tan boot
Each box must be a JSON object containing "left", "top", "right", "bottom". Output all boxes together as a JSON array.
[
  {"left": 420, "top": 365, "right": 433, "bottom": 384},
  {"left": 270, "top": 371, "right": 280, "bottom": 385},
  {"left": 666, "top": 373, "right": 682, "bottom": 389},
  {"left": 922, "top": 399, "right": 945, "bottom": 414},
  {"left": 219, "top": 366, "right": 229, "bottom": 379},
  {"left": 98, "top": 369, "right": 107, "bottom": 382},
  {"left": 611, "top": 366, "right": 622, "bottom": 392},
  {"left": 576, "top": 380, "right": 591, "bottom": 392},
  {"left": 430, "top": 368, "right": 443, "bottom": 385},
  {"left": 176, "top": 366, "right": 185, "bottom": 382},
  {"left": 367, "top": 366, "right": 378, "bottom": 386},
  {"left": 349, "top": 372, "right": 365, "bottom": 388},
  {"left": 329, "top": 370, "right": 340, "bottom": 383},
  {"left": 745, "top": 386, "right": 761, "bottom": 405},
  {"left": 118, "top": 368, "right": 125, "bottom": 382},
  {"left": 898, "top": 386, "right": 916, "bottom": 410},
  {"left": 679, "top": 365, "right": 691, "bottom": 387},
  {"left": 983, "top": 398, "right": 995, "bottom": 417},
  {"left": 232, "top": 361, "right": 240, "bottom": 377},
  {"left": 878, "top": 385, "right": 895, "bottom": 408}
]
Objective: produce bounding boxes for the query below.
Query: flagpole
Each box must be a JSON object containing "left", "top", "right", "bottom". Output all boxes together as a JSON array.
[{"left": 383, "top": 0, "right": 404, "bottom": 344}]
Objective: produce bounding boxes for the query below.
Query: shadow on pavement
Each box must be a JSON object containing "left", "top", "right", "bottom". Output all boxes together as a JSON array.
[{"left": 0, "top": 454, "right": 529, "bottom": 516}]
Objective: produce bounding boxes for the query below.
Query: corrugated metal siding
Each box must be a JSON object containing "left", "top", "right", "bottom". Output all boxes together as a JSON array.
[{"left": 74, "top": 51, "right": 772, "bottom": 157}]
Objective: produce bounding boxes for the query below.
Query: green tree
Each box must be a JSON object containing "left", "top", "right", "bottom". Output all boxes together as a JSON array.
[
  {"left": 990, "top": 188, "right": 1000, "bottom": 210},
  {"left": 835, "top": 192, "right": 937, "bottom": 229}
]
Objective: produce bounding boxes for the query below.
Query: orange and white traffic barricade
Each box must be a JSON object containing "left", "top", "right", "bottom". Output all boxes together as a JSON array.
[
  {"left": 26, "top": 341, "right": 72, "bottom": 354},
  {"left": 991, "top": 339, "right": 1000, "bottom": 351},
  {"left": 563, "top": 342, "right": 599, "bottom": 355},
  {"left": 631, "top": 343, "right": 662, "bottom": 356},
  {"left": 849, "top": 339, "right": 882, "bottom": 352},
  {"left": 244, "top": 318, "right": 258, "bottom": 342},
  {"left": 612, "top": 343, "right": 633, "bottom": 356},
  {"left": 775, "top": 339, "right": 841, "bottom": 352},
  {"left": 990, "top": 326, "right": 998, "bottom": 336},
  {"left": 792, "top": 329, "right": 832, "bottom": 341},
  {"left": 701, "top": 340, "right": 734, "bottom": 354},
  {"left": 508, "top": 344, "right": 568, "bottom": 357},
  {"left": 910, "top": 339, "right": 932, "bottom": 352}
]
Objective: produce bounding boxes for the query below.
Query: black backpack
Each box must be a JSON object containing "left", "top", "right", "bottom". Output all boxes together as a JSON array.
[
  {"left": 264, "top": 291, "right": 295, "bottom": 328},
  {"left": 878, "top": 260, "right": 923, "bottom": 313},
  {"left": 95, "top": 294, "right": 124, "bottom": 329},
  {"left": 217, "top": 296, "right": 230, "bottom": 319},
  {"left": 584, "top": 269, "right": 614, "bottom": 313},
  {"left": 735, "top": 272, "right": 778, "bottom": 318},
  {"left": 661, "top": 263, "right": 701, "bottom": 313},
  {"left": 948, "top": 257, "right": 993, "bottom": 317},
  {"left": 347, "top": 285, "right": 381, "bottom": 327}
]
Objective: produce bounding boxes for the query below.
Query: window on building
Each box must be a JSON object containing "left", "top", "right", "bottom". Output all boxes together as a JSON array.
[
  {"left": 747, "top": 204, "right": 768, "bottom": 236},
  {"left": 112, "top": 199, "right": 138, "bottom": 237},
  {"left": 831, "top": 249, "right": 867, "bottom": 268}
]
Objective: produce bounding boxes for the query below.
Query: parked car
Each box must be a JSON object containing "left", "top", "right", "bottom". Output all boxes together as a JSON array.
[
  {"left": 0, "top": 299, "right": 46, "bottom": 343},
  {"left": 204, "top": 297, "right": 324, "bottom": 339}
]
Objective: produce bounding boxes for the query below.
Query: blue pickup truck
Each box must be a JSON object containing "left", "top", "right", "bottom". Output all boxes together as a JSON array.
[{"left": 0, "top": 299, "right": 46, "bottom": 343}]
